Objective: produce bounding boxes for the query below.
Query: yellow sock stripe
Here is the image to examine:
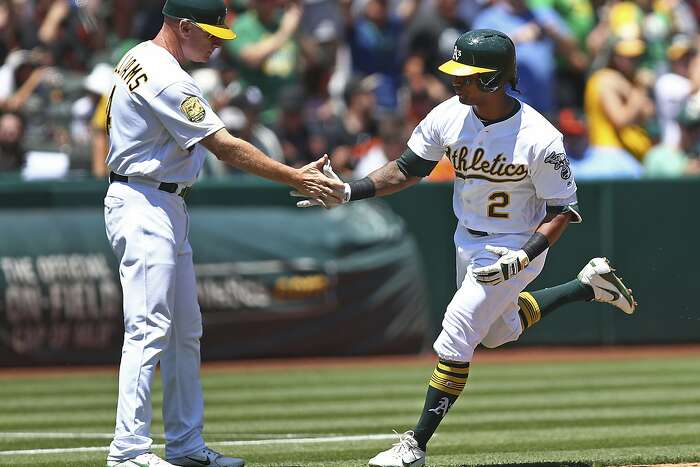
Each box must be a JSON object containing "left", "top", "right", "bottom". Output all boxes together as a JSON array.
[
  {"left": 429, "top": 379, "right": 464, "bottom": 396},
  {"left": 518, "top": 292, "right": 541, "bottom": 329},
  {"left": 428, "top": 368, "right": 467, "bottom": 396},
  {"left": 430, "top": 374, "right": 466, "bottom": 390},
  {"left": 432, "top": 369, "right": 468, "bottom": 384},
  {"left": 437, "top": 362, "right": 470, "bottom": 375}
]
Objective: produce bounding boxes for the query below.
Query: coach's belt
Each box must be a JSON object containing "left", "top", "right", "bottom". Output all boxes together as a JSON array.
[
  {"left": 466, "top": 228, "right": 490, "bottom": 237},
  {"left": 109, "top": 172, "right": 192, "bottom": 199}
]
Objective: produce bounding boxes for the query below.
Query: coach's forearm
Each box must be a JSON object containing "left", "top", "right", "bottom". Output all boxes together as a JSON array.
[
  {"left": 203, "top": 129, "right": 299, "bottom": 186},
  {"left": 367, "top": 161, "right": 422, "bottom": 197}
]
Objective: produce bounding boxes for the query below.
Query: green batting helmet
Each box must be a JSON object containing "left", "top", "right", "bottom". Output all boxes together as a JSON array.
[{"left": 439, "top": 29, "right": 518, "bottom": 93}]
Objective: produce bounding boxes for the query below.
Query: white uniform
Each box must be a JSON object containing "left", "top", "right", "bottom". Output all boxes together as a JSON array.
[
  {"left": 407, "top": 96, "right": 577, "bottom": 362},
  {"left": 104, "top": 41, "right": 224, "bottom": 462}
]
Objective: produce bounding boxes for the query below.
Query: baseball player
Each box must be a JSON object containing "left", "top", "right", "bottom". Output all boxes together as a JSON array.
[
  {"left": 296, "top": 29, "right": 636, "bottom": 467},
  {"left": 103, "top": 1, "right": 342, "bottom": 466}
]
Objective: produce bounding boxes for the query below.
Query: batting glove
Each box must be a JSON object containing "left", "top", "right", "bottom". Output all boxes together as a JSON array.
[
  {"left": 291, "top": 159, "right": 349, "bottom": 209},
  {"left": 472, "top": 245, "right": 530, "bottom": 286}
]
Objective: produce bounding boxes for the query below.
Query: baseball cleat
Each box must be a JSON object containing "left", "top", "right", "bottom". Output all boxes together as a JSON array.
[
  {"left": 107, "top": 452, "right": 177, "bottom": 466},
  {"left": 368, "top": 431, "right": 426, "bottom": 467},
  {"left": 168, "top": 447, "right": 244, "bottom": 467},
  {"left": 577, "top": 257, "right": 637, "bottom": 314}
]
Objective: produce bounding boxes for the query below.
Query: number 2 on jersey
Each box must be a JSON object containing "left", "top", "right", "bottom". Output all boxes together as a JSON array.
[{"left": 488, "top": 192, "right": 510, "bottom": 218}]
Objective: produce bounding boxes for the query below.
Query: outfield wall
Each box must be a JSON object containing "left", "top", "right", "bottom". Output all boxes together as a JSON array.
[{"left": 0, "top": 177, "right": 696, "bottom": 364}]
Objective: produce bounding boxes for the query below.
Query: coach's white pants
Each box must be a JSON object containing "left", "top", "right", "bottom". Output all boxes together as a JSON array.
[
  {"left": 433, "top": 226, "right": 548, "bottom": 363},
  {"left": 104, "top": 182, "right": 205, "bottom": 461}
]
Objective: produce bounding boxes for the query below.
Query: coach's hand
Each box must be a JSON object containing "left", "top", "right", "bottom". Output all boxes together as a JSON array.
[
  {"left": 473, "top": 245, "right": 530, "bottom": 286},
  {"left": 293, "top": 155, "right": 345, "bottom": 203},
  {"left": 292, "top": 158, "right": 348, "bottom": 209}
]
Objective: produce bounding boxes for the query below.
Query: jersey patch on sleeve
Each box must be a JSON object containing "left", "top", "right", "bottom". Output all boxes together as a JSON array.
[
  {"left": 544, "top": 151, "right": 572, "bottom": 181},
  {"left": 180, "top": 96, "right": 206, "bottom": 123}
]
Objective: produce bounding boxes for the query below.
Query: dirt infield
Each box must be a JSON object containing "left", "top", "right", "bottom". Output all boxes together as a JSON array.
[
  {"left": 624, "top": 465, "right": 700, "bottom": 467},
  {"left": 1, "top": 344, "right": 700, "bottom": 378}
]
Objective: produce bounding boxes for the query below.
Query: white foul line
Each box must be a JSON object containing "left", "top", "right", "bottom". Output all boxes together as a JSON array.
[{"left": 0, "top": 433, "right": 397, "bottom": 456}]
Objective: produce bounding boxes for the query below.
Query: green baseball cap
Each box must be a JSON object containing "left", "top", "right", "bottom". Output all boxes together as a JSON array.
[{"left": 163, "top": 0, "right": 236, "bottom": 40}]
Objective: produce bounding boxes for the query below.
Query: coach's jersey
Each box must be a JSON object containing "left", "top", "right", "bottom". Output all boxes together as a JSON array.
[
  {"left": 408, "top": 96, "right": 577, "bottom": 233},
  {"left": 106, "top": 41, "right": 224, "bottom": 184}
]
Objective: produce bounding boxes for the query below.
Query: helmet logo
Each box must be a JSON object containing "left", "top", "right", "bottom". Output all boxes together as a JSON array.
[{"left": 452, "top": 46, "right": 462, "bottom": 62}]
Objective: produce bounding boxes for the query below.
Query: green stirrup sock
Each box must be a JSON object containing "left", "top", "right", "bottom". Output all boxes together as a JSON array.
[
  {"left": 519, "top": 279, "right": 595, "bottom": 330},
  {"left": 413, "top": 361, "right": 469, "bottom": 451}
]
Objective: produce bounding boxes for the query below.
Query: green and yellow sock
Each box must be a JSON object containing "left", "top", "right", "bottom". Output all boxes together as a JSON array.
[
  {"left": 519, "top": 279, "right": 595, "bottom": 330},
  {"left": 413, "top": 360, "right": 469, "bottom": 450}
]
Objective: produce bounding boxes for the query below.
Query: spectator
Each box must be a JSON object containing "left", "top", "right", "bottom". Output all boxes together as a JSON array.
[
  {"left": 0, "top": 48, "right": 55, "bottom": 112},
  {"left": 298, "top": 18, "right": 351, "bottom": 124},
  {"left": 343, "top": 0, "right": 413, "bottom": 110},
  {"left": 320, "top": 74, "right": 380, "bottom": 176},
  {"left": 224, "top": 0, "right": 303, "bottom": 125},
  {"left": 0, "top": 111, "right": 25, "bottom": 171},
  {"left": 645, "top": 93, "right": 700, "bottom": 177},
  {"left": 579, "top": 37, "right": 653, "bottom": 179},
  {"left": 399, "top": 53, "right": 450, "bottom": 128},
  {"left": 473, "top": 0, "right": 582, "bottom": 116},
  {"left": 557, "top": 107, "right": 590, "bottom": 176},
  {"left": 655, "top": 34, "right": 697, "bottom": 148},
  {"left": 228, "top": 86, "right": 284, "bottom": 163},
  {"left": 69, "top": 62, "right": 112, "bottom": 178},
  {"left": 274, "top": 85, "right": 313, "bottom": 168},
  {"left": 37, "top": 0, "right": 107, "bottom": 72},
  {"left": 527, "top": 0, "right": 595, "bottom": 107},
  {"left": 403, "top": 0, "right": 469, "bottom": 74},
  {"left": 353, "top": 114, "right": 406, "bottom": 178}
]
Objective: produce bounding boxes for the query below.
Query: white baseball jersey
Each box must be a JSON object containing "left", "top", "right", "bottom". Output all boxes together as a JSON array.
[
  {"left": 106, "top": 41, "right": 224, "bottom": 184},
  {"left": 408, "top": 96, "right": 577, "bottom": 233}
]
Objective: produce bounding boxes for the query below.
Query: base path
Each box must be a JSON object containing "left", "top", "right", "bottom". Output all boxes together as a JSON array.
[{"left": 1, "top": 344, "right": 700, "bottom": 378}]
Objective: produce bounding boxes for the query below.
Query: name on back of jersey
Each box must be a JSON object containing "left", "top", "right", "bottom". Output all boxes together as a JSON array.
[
  {"left": 446, "top": 145, "right": 527, "bottom": 182},
  {"left": 114, "top": 52, "right": 149, "bottom": 92}
]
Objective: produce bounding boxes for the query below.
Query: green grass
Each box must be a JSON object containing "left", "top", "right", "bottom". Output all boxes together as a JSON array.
[{"left": 0, "top": 353, "right": 699, "bottom": 466}]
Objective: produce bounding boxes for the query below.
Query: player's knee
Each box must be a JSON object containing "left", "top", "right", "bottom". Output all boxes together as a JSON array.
[{"left": 479, "top": 339, "right": 500, "bottom": 349}]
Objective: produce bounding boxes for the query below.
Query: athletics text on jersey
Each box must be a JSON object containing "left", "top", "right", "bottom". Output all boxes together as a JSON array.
[{"left": 407, "top": 96, "right": 577, "bottom": 233}]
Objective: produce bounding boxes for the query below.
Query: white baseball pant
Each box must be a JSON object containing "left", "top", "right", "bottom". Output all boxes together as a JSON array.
[
  {"left": 433, "top": 226, "right": 548, "bottom": 363},
  {"left": 104, "top": 181, "right": 205, "bottom": 461}
]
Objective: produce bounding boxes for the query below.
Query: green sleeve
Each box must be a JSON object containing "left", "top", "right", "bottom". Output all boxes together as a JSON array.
[{"left": 395, "top": 148, "right": 439, "bottom": 177}]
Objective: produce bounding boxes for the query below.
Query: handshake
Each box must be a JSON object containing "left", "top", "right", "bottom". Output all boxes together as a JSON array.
[{"left": 291, "top": 158, "right": 350, "bottom": 209}]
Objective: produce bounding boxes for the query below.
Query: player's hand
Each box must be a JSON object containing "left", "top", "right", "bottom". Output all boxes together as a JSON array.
[
  {"left": 472, "top": 245, "right": 530, "bottom": 286},
  {"left": 293, "top": 155, "right": 345, "bottom": 204},
  {"left": 291, "top": 158, "right": 348, "bottom": 209}
]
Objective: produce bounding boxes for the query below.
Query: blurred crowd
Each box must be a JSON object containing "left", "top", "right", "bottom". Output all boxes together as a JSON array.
[{"left": 1, "top": 0, "right": 700, "bottom": 181}]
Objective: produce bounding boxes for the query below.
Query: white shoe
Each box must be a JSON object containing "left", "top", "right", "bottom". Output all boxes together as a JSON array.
[
  {"left": 107, "top": 452, "right": 177, "bottom": 467},
  {"left": 578, "top": 257, "right": 637, "bottom": 314},
  {"left": 368, "top": 431, "right": 426, "bottom": 467},
  {"left": 168, "top": 447, "right": 245, "bottom": 467}
]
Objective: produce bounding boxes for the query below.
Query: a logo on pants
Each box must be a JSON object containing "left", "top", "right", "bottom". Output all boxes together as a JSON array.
[{"left": 428, "top": 397, "right": 452, "bottom": 417}]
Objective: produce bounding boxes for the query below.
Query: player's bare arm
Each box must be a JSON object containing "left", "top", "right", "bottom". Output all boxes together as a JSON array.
[
  {"left": 202, "top": 128, "right": 343, "bottom": 201},
  {"left": 367, "top": 158, "right": 422, "bottom": 197},
  {"left": 535, "top": 210, "right": 573, "bottom": 247},
  {"left": 294, "top": 148, "right": 436, "bottom": 208}
]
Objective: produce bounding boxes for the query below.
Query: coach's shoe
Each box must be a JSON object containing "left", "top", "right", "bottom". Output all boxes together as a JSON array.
[
  {"left": 106, "top": 452, "right": 177, "bottom": 466},
  {"left": 368, "top": 431, "right": 425, "bottom": 467},
  {"left": 168, "top": 447, "right": 245, "bottom": 467},
  {"left": 578, "top": 257, "right": 637, "bottom": 314}
]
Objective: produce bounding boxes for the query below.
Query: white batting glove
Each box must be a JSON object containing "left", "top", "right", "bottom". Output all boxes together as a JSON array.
[
  {"left": 472, "top": 245, "right": 530, "bottom": 286},
  {"left": 291, "top": 159, "right": 349, "bottom": 209}
]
